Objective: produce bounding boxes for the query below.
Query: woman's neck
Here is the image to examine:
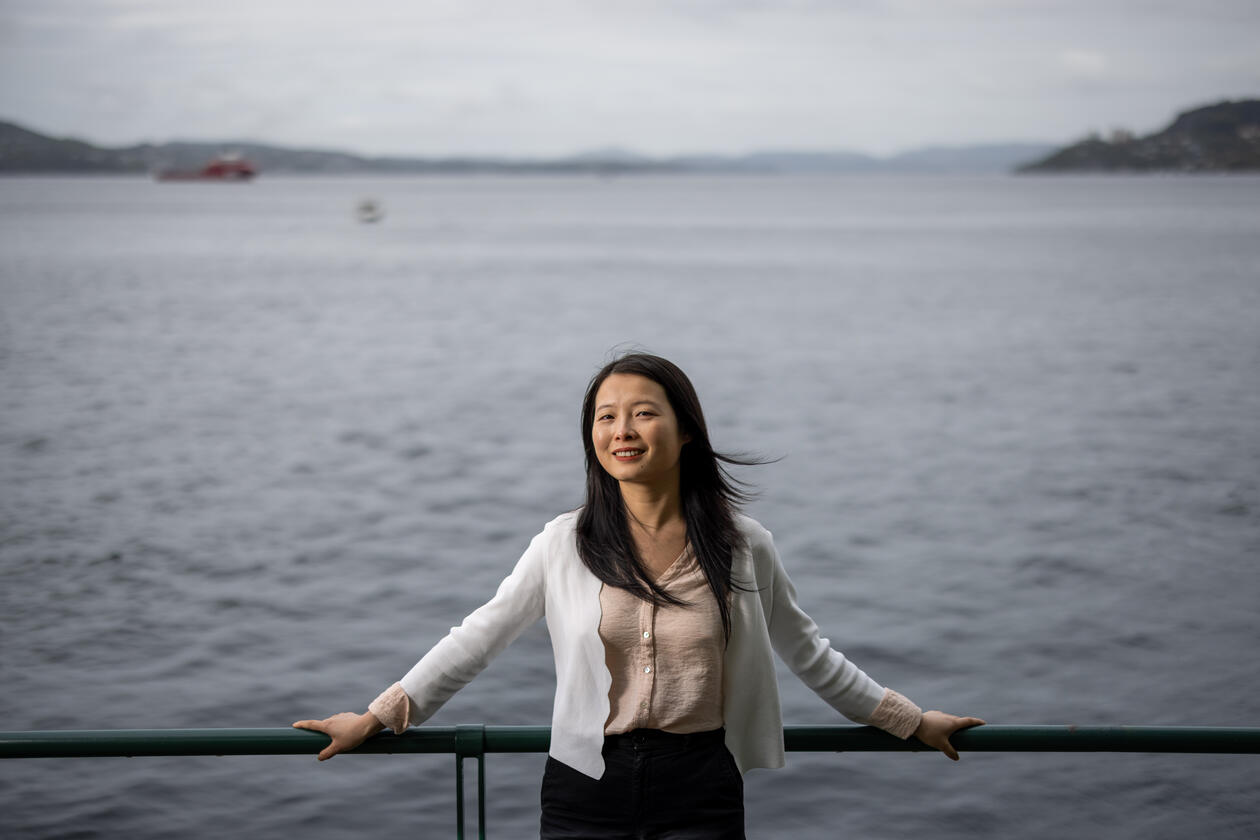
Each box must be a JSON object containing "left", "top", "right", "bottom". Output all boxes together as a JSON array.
[
  {"left": 618, "top": 479, "right": 683, "bottom": 532},
  {"left": 619, "top": 479, "right": 687, "bottom": 580}
]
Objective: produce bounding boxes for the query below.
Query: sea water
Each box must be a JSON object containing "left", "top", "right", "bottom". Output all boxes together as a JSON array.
[{"left": 1, "top": 174, "right": 1258, "bottom": 838}]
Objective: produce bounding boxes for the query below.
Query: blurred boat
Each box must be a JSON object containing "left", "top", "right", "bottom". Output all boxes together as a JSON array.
[{"left": 157, "top": 154, "right": 257, "bottom": 181}]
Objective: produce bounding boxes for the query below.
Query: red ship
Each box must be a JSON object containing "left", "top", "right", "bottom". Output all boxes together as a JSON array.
[{"left": 156, "top": 154, "right": 257, "bottom": 181}]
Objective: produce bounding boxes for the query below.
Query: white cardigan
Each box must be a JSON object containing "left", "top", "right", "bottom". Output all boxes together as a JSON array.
[{"left": 385, "top": 511, "right": 921, "bottom": 780}]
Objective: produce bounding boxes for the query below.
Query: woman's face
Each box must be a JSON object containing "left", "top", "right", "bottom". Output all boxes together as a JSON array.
[{"left": 591, "top": 373, "right": 690, "bottom": 490}]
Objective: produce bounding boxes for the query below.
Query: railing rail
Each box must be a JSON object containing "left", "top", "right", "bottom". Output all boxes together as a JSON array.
[
  {"left": 6, "top": 724, "right": 1259, "bottom": 758},
  {"left": 4, "top": 725, "right": 1258, "bottom": 839}
]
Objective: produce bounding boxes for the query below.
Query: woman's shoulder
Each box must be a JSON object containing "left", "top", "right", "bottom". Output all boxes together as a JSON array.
[
  {"left": 541, "top": 508, "right": 581, "bottom": 534},
  {"left": 733, "top": 512, "right": 774, "bottom": 543},
  {"left": 508, "top": 511, "right": 581, "bottom": 576},
  {"left": 730, "top": 514, "right": 780, "bottom": 594},
  {"left": 733, "top": 513, "right": 778, "bottom": 565},
  {"left": 529, "top": 509, "right": 581, "bottom": 554}
]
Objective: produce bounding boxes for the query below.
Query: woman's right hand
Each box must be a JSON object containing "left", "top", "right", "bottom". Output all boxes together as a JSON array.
[{"left": 292, "top": 712, "right": 384, "bottom": 761}]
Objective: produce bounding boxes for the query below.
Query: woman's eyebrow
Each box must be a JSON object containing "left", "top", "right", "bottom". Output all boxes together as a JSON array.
[{"left": 595, "top": 399, "right": 662, "bottom": 412}]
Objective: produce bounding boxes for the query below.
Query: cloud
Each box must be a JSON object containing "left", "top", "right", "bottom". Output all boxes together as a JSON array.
[
  {"left": 2, "top": 1, "right": 1259, "bottom": 155},
  {"left": 1058, "top": 49, "right": 1110, "bottom": 80}
]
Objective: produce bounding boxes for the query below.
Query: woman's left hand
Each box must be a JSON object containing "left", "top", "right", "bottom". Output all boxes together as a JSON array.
[{"left": 913, "top": 710, "right": 986, "bottom": 760}]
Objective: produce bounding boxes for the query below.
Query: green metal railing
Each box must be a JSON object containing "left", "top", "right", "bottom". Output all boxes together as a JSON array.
[{"left": 4, "top": 725, "right": 1258, "bottom": 839}]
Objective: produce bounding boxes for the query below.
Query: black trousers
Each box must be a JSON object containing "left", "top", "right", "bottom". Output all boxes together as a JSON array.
[{"left": 540, "top": 728, "right": 745, "bottom": 840}]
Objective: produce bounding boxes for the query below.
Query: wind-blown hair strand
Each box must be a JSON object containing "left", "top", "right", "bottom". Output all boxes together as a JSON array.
[{"left": 576, "top": 353, "right": 759, "bottom": 638}]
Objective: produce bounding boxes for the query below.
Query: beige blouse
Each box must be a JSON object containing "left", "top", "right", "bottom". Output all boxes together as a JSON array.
[{"left": 599, "top": 545, "right": 726, "bottom": 735}]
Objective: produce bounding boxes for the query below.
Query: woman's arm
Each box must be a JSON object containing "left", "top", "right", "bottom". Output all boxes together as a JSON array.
[
  {"left": 291, "top": 522, "right": 554, "bottom": 760},
  {"left": 396, "top": 526, "right": 549, "bottom": 722},
  {"left": 756, "top": 526, "right": 985, "bottom": 758},
  {"left": 759, "top": 530, "right": 890, "bottom": 721}
]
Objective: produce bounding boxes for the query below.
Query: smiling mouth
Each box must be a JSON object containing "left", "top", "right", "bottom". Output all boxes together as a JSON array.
[{"left": 613, "top": 449, "right": 644, "bottom": 460}]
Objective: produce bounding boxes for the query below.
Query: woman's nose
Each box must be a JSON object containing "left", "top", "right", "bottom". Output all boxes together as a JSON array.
[{"left": 614, "top": 420, "right": 636, "bottom": 439}]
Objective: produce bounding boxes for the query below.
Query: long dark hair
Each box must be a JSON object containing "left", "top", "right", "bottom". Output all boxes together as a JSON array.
[{"left": 576, "top": 353, "right": 758, "bottom": 638}]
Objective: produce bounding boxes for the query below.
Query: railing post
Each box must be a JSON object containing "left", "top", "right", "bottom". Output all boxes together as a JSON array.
[
  {"left": 454, "top": 749, "right": 463, "bottom": 840},
  {"left": 454, "top": 724, "right": 486, "bottom": 840}
]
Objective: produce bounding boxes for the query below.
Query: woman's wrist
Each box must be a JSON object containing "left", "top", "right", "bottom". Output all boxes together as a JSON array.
[{"left": 359, "top": 711, "right": 385, "bottom": 738}]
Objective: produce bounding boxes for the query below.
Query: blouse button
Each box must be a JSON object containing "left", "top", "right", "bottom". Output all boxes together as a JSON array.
[
  {"left": 643, "top": 666, "right": 652, "bottom": 674},
  {"left": 642, "top": 631, "right": 651, "bottom": 639}
]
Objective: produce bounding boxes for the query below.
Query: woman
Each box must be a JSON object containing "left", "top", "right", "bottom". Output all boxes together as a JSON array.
[{"left": 295, "top": 353, "right": 983, "bottom": 838}]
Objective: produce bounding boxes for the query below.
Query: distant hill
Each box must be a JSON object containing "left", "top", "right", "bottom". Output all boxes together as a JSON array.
[
  {"left": 662, "top": 144, "right": 1055, "bottom": 174},
  {"left": 1020, "top": 99, "right": 1260, "bottom": 172},
  {"left": 0, "top": 120, "right": 147, "bottom": 172},
  {"left": 0, "top": 121, "right": 621, "bottom": 175},
  {"left": 0, "top": 118, "right": 1052, "bottom": 175},
  {"left": 883, "top": 144, "right": 1060, "bottom": 174}
]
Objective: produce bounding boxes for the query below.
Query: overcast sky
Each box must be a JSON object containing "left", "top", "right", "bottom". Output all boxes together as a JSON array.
[{"left": 2, "top": 0, "right": 1258, "bottom": 157}]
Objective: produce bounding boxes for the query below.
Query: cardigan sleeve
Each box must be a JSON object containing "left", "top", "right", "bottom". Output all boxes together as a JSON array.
[
  {"left": 758, "top": 527, "right": 923, "bottom": 739},
  {"left": 382, "top": 525, "right": 550, "bottom": 727},
  {"left": 368, "top": 682, "right": 412, "bottom": 734}
]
